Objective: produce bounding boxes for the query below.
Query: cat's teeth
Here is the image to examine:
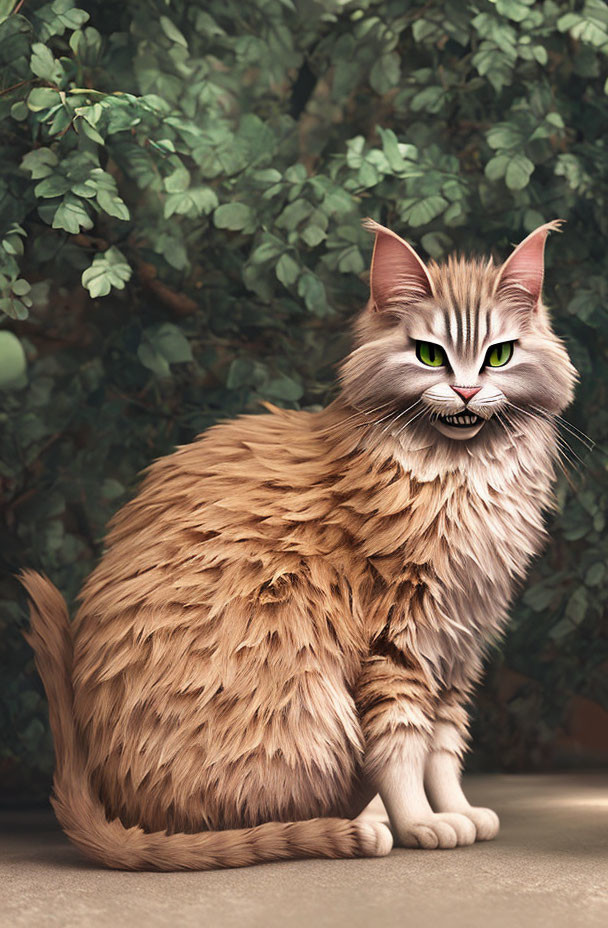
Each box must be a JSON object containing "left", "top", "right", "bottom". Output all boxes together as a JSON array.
[{"left": 441, "top": 413, "right": 480, "bottom": 427}]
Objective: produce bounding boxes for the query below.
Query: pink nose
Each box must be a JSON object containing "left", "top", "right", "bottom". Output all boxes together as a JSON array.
[{"left": 451, "top": 385, "right": 481, "bottom": 403}]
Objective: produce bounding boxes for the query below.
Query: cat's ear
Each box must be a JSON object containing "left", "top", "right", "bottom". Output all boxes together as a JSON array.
[
  {"left": 363, "top": 218, "right": 434, "bottom": 311},
  {"left": 494, "top": 219, "right": 564, "bottom": 310}
]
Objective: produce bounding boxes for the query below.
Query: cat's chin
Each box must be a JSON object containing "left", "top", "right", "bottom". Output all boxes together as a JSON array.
[{"left": 431, "top": 416, "right": 487, "bottom": 441}]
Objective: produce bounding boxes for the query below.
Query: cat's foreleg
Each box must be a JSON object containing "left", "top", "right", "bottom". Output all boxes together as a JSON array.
[
  {"left": 356, "top": 654, "right": 476, "bottom": 849},
  {"left": 424, "top": 686, "right": 500, "bottom": 841}
]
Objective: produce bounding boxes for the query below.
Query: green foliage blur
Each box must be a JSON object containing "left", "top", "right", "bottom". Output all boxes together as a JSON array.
[{"left": 1, "top": 0, "right": 607, "bottom": 802}]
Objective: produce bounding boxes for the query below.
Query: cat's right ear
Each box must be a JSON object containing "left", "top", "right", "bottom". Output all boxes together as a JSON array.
[{"left": 363, "top": 219, "right": 434, "bottom": 312}]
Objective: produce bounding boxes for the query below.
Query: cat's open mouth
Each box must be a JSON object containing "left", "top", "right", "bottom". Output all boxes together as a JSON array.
[{"left": 437, "top": 413, "right": 482, "bottom": 429}]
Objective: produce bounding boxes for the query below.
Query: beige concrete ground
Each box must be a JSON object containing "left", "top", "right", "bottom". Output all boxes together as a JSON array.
[{"left": 2, "top": 773, "right": 607, "bottom": 928}]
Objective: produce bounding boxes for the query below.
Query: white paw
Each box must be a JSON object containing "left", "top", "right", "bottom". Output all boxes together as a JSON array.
[
  {"left": 357, "top": 821, "right": 394, "bottom": 857},
  {"left": 395, "top": 812, "right": 476, "bottom": 849},
  {"left": 461, "top": 806, "right": 500, "bottom": 841}
]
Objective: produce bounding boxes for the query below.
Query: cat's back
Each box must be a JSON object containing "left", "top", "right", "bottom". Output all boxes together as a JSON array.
[{"left": 74, "top": 404, "right": 332, "bottom": 626}]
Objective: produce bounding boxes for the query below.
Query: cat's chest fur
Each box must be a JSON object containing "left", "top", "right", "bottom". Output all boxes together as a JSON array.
[{"left": 337, "top": 437, "right": 555, "bottom": 683}]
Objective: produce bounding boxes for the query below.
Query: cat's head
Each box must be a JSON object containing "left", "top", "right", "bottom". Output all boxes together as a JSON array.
[{"left": 339, "top": 220, "right": 577, "bottom": 448}]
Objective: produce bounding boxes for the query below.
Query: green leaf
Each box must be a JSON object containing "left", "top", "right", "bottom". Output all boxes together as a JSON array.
[
  {"left": 102, "top": 478, "right": 125, "bottom": 500},
  {"left": 487, "top": 125, "right": 523, "bottom": 150},
  {"left": 263, "top": 373, "right": 303, "bottom": 402},
  {"left": 214, "top": 202, "right": 253, "bottom": 230},
  {"left": 164, "top": 166, "right": 191, "bottom": 193},
  {"left": 81, "top": 247, "right": 131, "bottom": 297},
  {"left": 533, "top": 45, "right": 548, "bottom": 65},
  {"left": 163, "top": 192, "right": 191, "bottom": 218},
  {"left": 226, "top": 357, "right": 256, "bottom": 389},
  {"left": 411, "top": 87, "right": 445, "bottom": 113},
  {"left": 251, "top": 169, "right": 282, "bottom": 186},
  {"left": 585, "top": 563, "right": 605, "bottom": 587},
  {"left": 0, "top": 331, "right": 26, "bottom": 388},
  {"left": 97, "top": 189, "right": 130, "bottom": 221},
  {"left": 27, "top": 88, "right": 61, "bottom": 112},
  {"left": 249, "top": 237, "right": 284, "bottom": 265},
  {"left": 137, "top": 342, "right": 171, "bottom": 378},
  {"left": 34, "top": 174, "right": 71, "bottom": 198},
  {"left": 189, "top": 187, "right": 219, "bottom": 215},
  {"left": 301, "top": 225, "right": 326, "bottom": 247},
  {"left": 377, "top": 127, "right": 408, "bottom": 173},
  {"left": 401, "top": 196, "right": 448, "bottom": 226},
  {"left": 276, "top": 253, "right": 300, "bottom": 287},
  {"left": 156, "top": 234, "right": 189, "bottom": 271},
  {"left": 370, "top": 52, "right": 400, "bottom": 94},
  {"left": 523, "top": 584, "right": 555, "bottom": 612},
  {"left": 164, "top": 187, "right": 219, "bottom": 218},
  {"left": 505, "top": 153, "right": 535, "bottom": 190},
  {"left": 79, "top": 118, "right": 104, "bottom": 145},
  {"left": 358, "top": 161, "right": 379, "bottom": 188},
  {"left": 564, "top": 588, "right": 587, "bottom": 625},
  {"left": 412, "top": 19, "right": 439, "bottom": 42},
  {"left": 149, "top": 323, "right": 193, "bottom": 364},
  {"left": 485, "top": 154, "right": 509, "bottom": 181},
  {"left": 0, "top": 0, "right": 19, "bottom": 22},
  {"left": 11, "top": 278, "right": 30, "bottom": 296},
  {"left": 337, "top": 245, "right": 364, "bottom": 273},
  {"left": 160, "top": 15, "right": 188, "bottom": 47},
  {"left": 52, "top": 195, "right": 93, "bottom": 234},
  {"left": 10, "top": 101, "right": 28, "bottom": 121},
  {"left": 421, "top": 232, "right": 453, "bottom": 258},
  {"left": 277, "top": 199, "right": 313, "bottom": 230},
  {"left": 492, "top": 0, "right": 534, "bottom": 23},
  {"left": 48, "top": 106, "right": 73, "bottom": 137},
  {"left": 297, "top": 272, "right": 328, "bottom": 315},
  {"left": 51, "top": 0, "right": 89, "bottom": 32},
  {"left": 30, "top": 42, "right": 62, "bottom": 82}
]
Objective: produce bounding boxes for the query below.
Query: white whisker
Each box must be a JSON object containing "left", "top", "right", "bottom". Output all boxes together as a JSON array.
[
  {"left": 506, "top": 402, "right": 588, "bottom": 469},
  {"left": 379, "top": 400, "right": 422, "bottom": 436},
  {"left": 494, "top": 410, "right": 517, "bottom": 450},
  {"left": 529, "top": 404, "right": 595, "bottom": 452}
]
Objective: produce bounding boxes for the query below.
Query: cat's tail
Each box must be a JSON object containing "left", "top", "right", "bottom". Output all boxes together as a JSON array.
[{"left": 20, "top": 569, "right": 392, "bottom": 871}]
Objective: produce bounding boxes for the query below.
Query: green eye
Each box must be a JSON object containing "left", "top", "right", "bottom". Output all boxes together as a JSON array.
[
  {"left": 416, "top": 341, "right": 446, "bottom": 367},
  {"left": 486, "top": 341, "right": 514, "bottom": 368}
]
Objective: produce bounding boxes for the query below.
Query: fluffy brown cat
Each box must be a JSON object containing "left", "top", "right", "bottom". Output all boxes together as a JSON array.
[{"left": 22, "top": 219, "right": 576, "bottom": 870}]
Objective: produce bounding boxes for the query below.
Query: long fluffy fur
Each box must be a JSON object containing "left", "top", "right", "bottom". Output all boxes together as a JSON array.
[
  {"left": 21, "top": 568, "right": 390, "bottom": 870},
  {"left": 21, "top": 224, "right": 576, "bottom": 869}
]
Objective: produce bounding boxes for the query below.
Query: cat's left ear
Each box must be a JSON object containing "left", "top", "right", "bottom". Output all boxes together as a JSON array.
[{"left": 494, "top": 219, "right": 564, "bottom": 310}]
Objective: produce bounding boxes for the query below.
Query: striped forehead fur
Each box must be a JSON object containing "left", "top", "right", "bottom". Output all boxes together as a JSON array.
[{"left": 427, "top": 253, "right": 497, "bottom": 307}]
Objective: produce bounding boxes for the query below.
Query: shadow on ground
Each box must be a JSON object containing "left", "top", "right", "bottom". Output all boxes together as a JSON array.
[{"left": 2, "top": 774, "right": 607, "bottom": 928}]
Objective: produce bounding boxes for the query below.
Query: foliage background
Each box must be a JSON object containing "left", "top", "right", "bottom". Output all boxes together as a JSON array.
[{"left": 1, "top": 0, "right": 607, "bottom": 804}]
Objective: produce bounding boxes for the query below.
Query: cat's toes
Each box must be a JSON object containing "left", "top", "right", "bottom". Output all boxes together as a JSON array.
[
  {"left": 396, "top": 822, "right": 445, "bottom": 849},
  {"left": 356, "top": 821, "right": 394, "bottom": 857},
  {"left": 435, "top": 812, "right": 477, "bottom": 846},
  {"left": 396, "top": 812, "right": 474, "bottom": 850},
  {"left": 462, "top": 806, "right": 500, "bottom": 841}
]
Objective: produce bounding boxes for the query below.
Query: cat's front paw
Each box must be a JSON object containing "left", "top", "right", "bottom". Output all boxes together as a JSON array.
[
  {"left": 395, "top": 812, "right": 476, "bottom": 849},
  {"left": 460, "top": 806, "right": 500, "bottom": 841}
]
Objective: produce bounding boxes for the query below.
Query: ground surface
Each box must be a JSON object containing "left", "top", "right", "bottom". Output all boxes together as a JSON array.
[{"left": 2, "top": 773, "right": 607, "bottom": 928}]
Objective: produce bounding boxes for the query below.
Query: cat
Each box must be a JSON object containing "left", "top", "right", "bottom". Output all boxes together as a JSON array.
[{"left": 22, "top": 218, "right": 576, "bottom": 870}]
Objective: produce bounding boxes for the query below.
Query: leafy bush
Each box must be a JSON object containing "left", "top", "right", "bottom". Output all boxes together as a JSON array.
[{"left": 1, "top": 0, "right": 607, "bottom": 801}]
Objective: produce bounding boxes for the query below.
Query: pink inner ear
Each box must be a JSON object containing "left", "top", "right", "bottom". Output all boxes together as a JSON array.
[
  {"left": 495, "top": 219, "right": 564, "bottom": 308},
  {"left": 364, "top": 219, "right": 433, "bottom": 310}
]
